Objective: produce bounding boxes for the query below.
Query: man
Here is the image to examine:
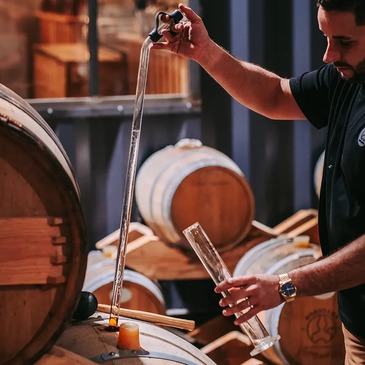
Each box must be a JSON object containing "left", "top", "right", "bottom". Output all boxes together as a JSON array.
[{"left": 153, "top": 1, "right": 365, "bottom": 363}]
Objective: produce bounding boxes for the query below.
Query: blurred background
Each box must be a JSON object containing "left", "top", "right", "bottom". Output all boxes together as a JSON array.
[{"left": 0, "top": 0, "right": 327, "bottom": 248}]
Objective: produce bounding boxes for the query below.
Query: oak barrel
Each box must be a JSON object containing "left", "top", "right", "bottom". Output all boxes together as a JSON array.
[
  {"left": 0, "top": 83, "right": 87, "bottom": 364},
  {"left": 135, "top": 139, "right": 255, "bottom": 252},
  {"left": 83, "top": 250, "right": 165, "bottom": 314},
  {"left": 233, "top": 236, "right": 345, "bottom": 365},
  {"left": 53, "top": 312, "right": 217, "bottom": 364},
  {"left": 35, "top": 346, "right": 95, "bottom": 365}
]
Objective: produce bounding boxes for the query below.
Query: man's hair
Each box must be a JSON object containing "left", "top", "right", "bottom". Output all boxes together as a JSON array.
[{"left": 317, "top": 0, "right": 365, "bottom": 25}]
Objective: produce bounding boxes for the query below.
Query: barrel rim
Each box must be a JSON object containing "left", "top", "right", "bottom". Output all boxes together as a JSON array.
[
  {"left": 0, "top": 84, "right": 80, "bottom": 196},
  {"left": 233, "top": 235, "right": 311, "bottom": 276},
  {"left": 56, "top": 311, "right": 217, "bottom": 365},
  {"left": 0, "top": 83, "right": 73, "bottom": 174},
  {"left": 0, "top": 85, "right": 87, "bottom": 365},
  {"left": 84, "top": 251, "right": 165, "bottom": 307}
]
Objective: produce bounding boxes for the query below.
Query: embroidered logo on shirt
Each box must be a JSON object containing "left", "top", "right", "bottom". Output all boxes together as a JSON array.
[{"left": 358, "top": 127, "right": 365, "bottom": 147}]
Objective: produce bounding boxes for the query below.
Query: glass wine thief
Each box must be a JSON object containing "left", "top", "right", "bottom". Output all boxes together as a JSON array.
[{"left": 183, "top": 222, "right": 280, "bottom": 356}]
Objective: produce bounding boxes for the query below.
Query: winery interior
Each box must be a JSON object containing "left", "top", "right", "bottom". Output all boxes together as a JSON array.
[{"left": 0, "top": 1, "right": 343, "bottom": 365}]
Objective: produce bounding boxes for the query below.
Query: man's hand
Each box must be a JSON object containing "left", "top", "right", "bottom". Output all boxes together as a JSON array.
[{"left": 152, "top": 4, "right": 211, "bottom": 63}]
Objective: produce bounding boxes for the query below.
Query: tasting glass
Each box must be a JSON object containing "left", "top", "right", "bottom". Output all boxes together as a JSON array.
[{"left": 183, "top": 222, "right": 280, "bottom": 356}]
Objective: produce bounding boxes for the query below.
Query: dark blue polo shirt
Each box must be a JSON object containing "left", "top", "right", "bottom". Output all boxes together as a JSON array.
[{"left": 290, "top": 63, "right": 365, "bottom": 338}]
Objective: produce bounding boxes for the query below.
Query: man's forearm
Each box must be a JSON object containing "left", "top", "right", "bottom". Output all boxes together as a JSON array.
[
  {"left": 197, "top": 40, "right": 304, "bottom": 120},
  {"left": 291, "top": 235, "right": 365, "bottom": 297}
]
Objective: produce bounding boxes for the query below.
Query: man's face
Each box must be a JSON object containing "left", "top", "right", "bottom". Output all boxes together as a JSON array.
[{"left": 318, "top": 6, "right": 365, "bottom": 83}]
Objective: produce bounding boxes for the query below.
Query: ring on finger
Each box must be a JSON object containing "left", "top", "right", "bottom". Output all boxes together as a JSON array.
[{"left": 246, "top": 297, "right": 254, "bottom": 309}]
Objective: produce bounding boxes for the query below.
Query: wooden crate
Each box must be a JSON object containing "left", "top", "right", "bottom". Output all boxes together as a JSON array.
[
  {"left": 189, "top": 315, "right": 238, "bottom": 347},
  {"left": 0, "top": 33, "right": 29, "bottom": 98},
  {"left": 36, "top": 11, "right": 88, "bottom": 43},
  {"left": 33, "top": 43, "right": 128, "bottom": 97},
  {"left": 201, "top": 331, "right": 270, "bottom": 365},
  {"left": 113, "top": 34, "right": 189, "bottom": 95},
  {"left": 189, "top": 315, "right": 271, "bottom": 365}
]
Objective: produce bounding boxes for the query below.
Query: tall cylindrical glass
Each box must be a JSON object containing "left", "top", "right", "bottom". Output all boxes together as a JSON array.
[{"left": 183, "top": 222, "right": 280, "bottom": 356}]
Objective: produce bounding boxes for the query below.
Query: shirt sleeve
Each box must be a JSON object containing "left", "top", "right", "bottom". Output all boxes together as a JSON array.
[{"left": 290, "top": 64, "right": 334, "bottom": 129}]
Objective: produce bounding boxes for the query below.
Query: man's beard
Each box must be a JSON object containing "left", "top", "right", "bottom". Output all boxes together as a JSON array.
[{"left": 334, "top": 58, "right": 365, "bottom": 83}]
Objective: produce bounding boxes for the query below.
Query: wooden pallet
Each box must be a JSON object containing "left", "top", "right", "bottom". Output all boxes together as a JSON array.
[
  {"left": 273, "top": 209, "right": 319, "bottom": 244},
  {"left": 124, "top": 220, "right": 277, "bottom": 281},
  {"left": 201, "top": 331, "right": 270, "bottom": 365},
  {"left": 94, "top": 209, "right": 319, "bottom": 281}
]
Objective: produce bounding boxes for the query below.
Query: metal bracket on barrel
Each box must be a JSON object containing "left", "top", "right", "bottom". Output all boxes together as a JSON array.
[{"left": 91, "top": 349, "right": 198, "bottom": 365}]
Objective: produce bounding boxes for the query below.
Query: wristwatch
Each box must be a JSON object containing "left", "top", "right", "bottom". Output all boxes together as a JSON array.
[{"left": 278, "top": 273, "right": 297, "bottom": 302}]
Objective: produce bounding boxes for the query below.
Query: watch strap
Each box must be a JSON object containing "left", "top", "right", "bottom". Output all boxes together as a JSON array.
[{"left": 279, "top": 273, "right": 291, "bottom": 283}]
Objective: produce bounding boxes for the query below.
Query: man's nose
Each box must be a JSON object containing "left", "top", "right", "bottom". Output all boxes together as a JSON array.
[{"left": 323, "top": 42, "right": 340, "bottom": 64}]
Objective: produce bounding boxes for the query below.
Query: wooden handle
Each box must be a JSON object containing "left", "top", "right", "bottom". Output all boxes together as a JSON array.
[{"left": 97, "top": 304, "right": 195, "bottom": 332}]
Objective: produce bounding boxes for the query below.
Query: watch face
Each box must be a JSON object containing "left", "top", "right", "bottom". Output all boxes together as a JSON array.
[{"left": 281, "top": 282, "right": 296, "bottom": 297}]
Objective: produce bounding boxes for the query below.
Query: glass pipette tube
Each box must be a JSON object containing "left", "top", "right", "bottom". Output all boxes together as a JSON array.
[
  {"left": 108, "top": 36, "right": 153, "bottom": 328},
  {"left": 108, "top": 9, "right": 185, "bottom": 328}
]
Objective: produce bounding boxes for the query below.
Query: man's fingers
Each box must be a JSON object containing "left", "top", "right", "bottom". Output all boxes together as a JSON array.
[
  {"left": 161, "top": 30, "right": 175, "bottom": 42},
  {"left": 221, "top": 297, "right": 257, "bottom": 319},
  {"left": 179, "top": 4, "right": 201, "bottom": 23},
  {"left": 151, "top": 41, "right": 168, "bottom": 50}
]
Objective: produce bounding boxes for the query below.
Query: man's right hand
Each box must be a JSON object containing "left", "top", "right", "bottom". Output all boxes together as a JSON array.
[{"left": 151, "top": 4, "right": 212, "bottom": 64}]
